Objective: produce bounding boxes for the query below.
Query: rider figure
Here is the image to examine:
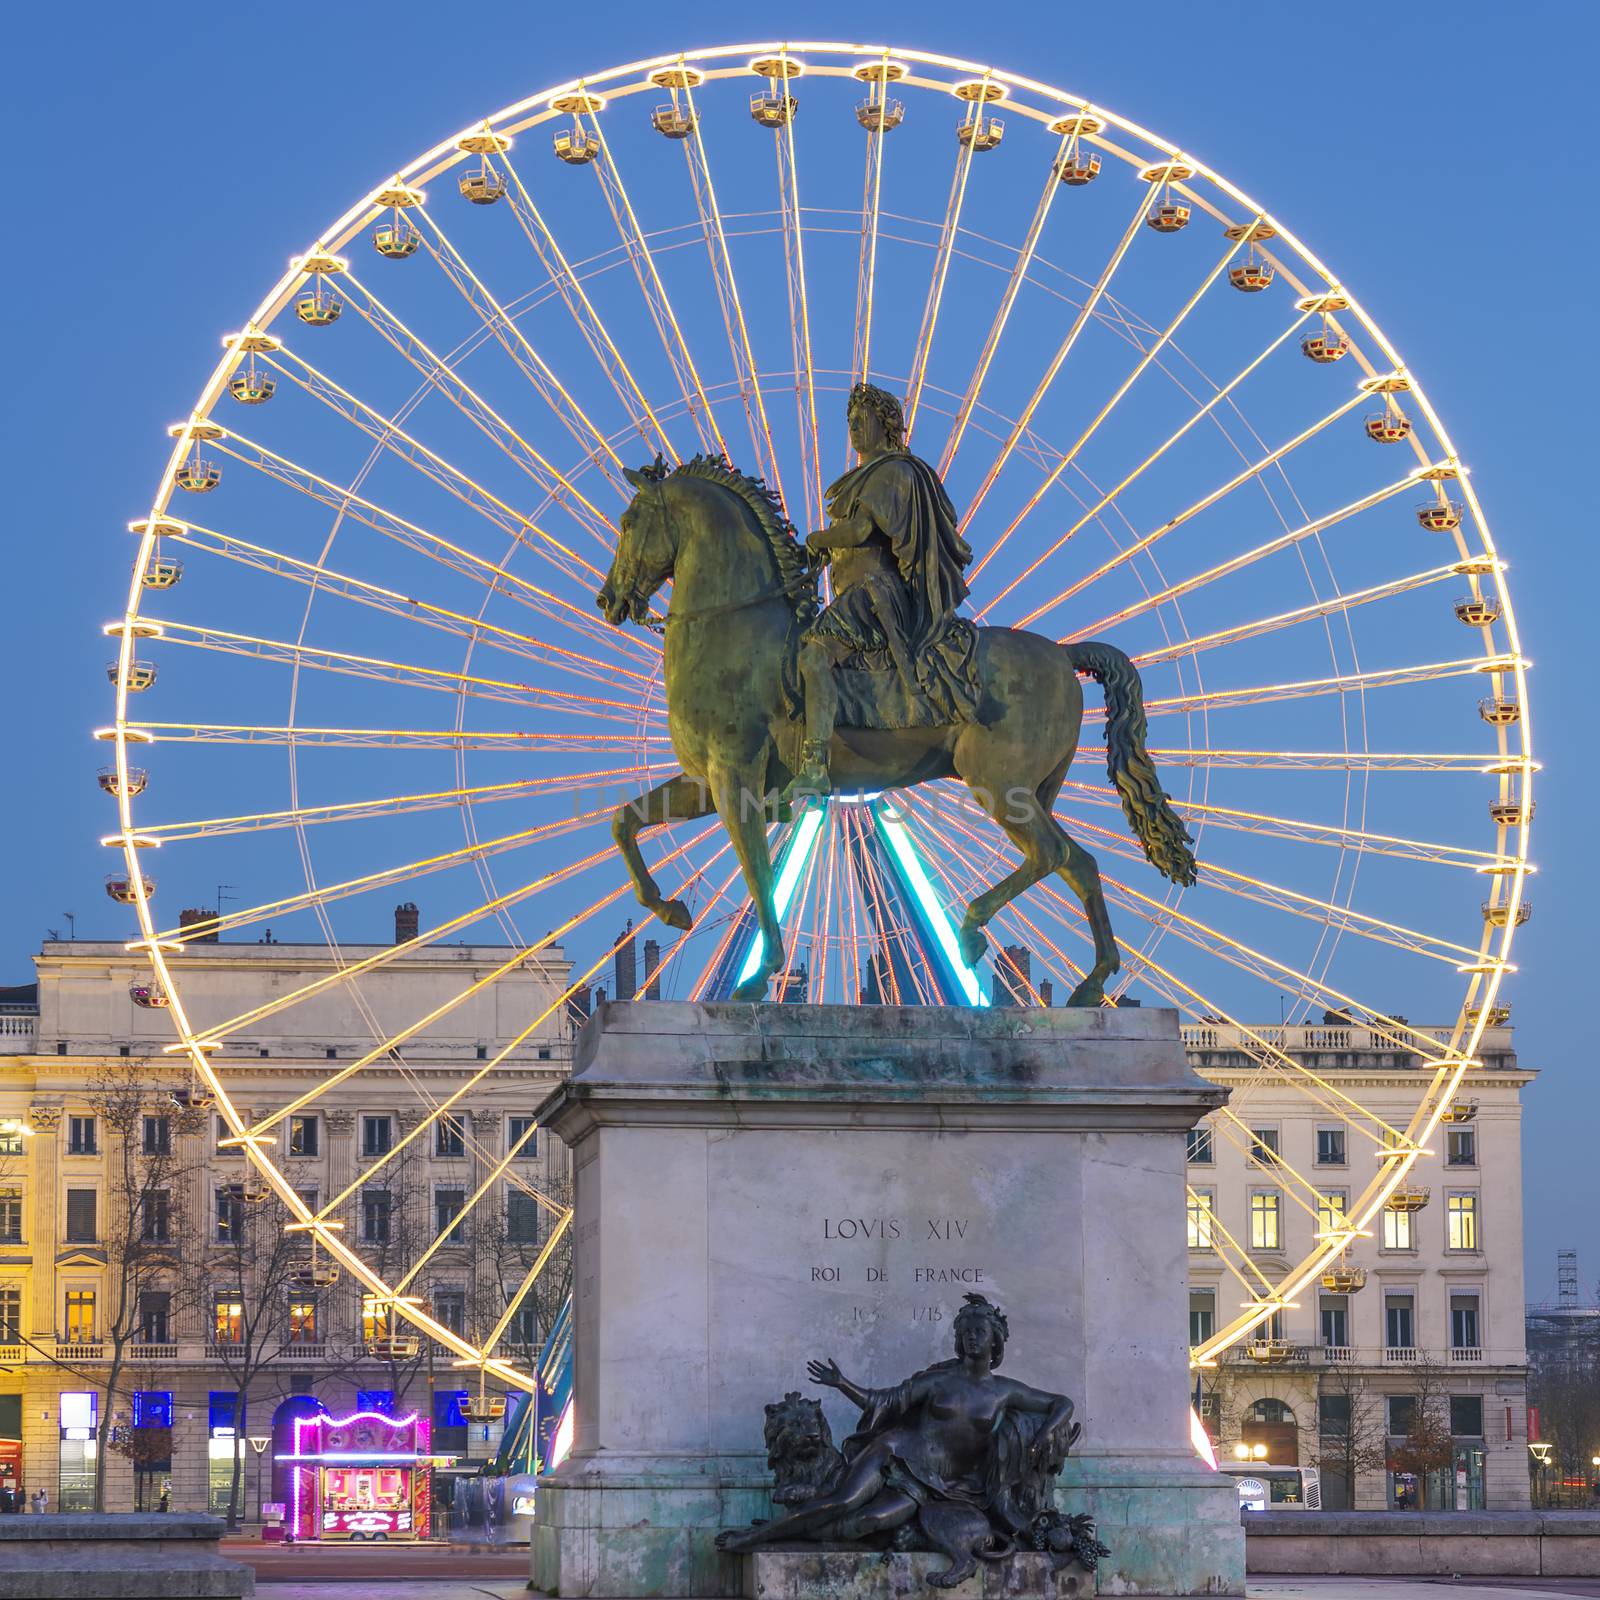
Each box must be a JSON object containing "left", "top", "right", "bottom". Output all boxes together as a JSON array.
[{"left": 785, "top": 383, "right": 978, "bottom": 802}]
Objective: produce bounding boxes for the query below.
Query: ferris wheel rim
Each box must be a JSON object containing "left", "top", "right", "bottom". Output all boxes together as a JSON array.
[{"left": 104, "top": 40, "right": 1532, "bottom": 1379}]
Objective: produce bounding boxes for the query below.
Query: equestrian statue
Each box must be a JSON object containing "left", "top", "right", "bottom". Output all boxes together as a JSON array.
[{"left": 596, "top": 382, "right": 1196, "bottom": 1003}]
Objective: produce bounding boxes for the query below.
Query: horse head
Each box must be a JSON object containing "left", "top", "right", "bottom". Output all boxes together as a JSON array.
[{"left": 598, "top": 459, "right": 673, "bottom": 627}]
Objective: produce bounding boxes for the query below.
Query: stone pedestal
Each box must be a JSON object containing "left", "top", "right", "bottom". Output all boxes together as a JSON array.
[{"left": 532, "top": 1002, "right": 1244, "bottom": 1598}]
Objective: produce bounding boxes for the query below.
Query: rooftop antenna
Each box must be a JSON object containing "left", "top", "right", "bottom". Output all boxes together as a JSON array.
[
  {"left": 216, "top": 885, "right": 237, "bottom": 920},
  {"left": 63, "top": 911, "right": 76, "bottom": 941}
]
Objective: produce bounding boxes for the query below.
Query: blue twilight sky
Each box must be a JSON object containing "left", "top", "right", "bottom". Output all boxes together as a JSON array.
[{"left": 0, "top": 0, "right": 1594, "bottom": 1298}]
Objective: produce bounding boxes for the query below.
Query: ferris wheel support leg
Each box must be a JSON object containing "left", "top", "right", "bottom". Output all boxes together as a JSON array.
[{"left": 612, "top": 771, "right": 716, "bottom": 931}]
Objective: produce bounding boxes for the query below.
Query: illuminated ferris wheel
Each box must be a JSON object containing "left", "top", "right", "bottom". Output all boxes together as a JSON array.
[{"left": 101, "top": 41, "right": 1533, "bottom": 1382}]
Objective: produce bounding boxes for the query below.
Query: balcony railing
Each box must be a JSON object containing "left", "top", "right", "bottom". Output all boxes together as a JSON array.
[
  {"left": 1181, "top": 1020, "right": 1512, "bottom": 1058},
  {"left": 129, "top": 1342, "right": 178, "bottom": 1361},
  {"left": 0, "top": 1344, "right": 24, "bottom": 1364},
  {"left": 1450, "top": 1345, "right": 1484, "bottom": 1362},
  {"left": 56, "top": 1340, "right": 105, "bottom": 1361},
  {"left": 283, "top": 1342, "right": 329, "bottom": 1360},
  {"left": 1321, "top": 1344, "right": 1355, "bottom": 1363},
  {"left": 1383, "top": 1345, "right": 1420, "bottom": 1364}
]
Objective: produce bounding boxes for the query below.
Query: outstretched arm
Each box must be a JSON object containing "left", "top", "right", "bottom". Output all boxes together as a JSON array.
[{"left": 807, "top": 1357, "right": 871, "bottom": 1410}]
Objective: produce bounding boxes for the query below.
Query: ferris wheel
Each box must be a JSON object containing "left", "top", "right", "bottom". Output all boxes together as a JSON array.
[{"left": 102, "top": 41, "right": 1533, "bottom": 1383}]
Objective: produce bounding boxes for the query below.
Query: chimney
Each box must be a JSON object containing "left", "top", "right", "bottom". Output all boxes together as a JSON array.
[
  {"left": 642, "top": 939, "right": 661, "bottom": 1001},
  {"left": 613, "top": 921, "right": 637, "bottom": 1002},
  {"left": 179, "top": 907, "right": 220, "bottom": 944},
  {"left": 394, "top": 902, "right": 419, "bottom": 944},
  {"left": 994, "top": 944, "right": 1033, "bottom": 1006},
  {"left": 1039, "top": 980, "right": 1054, "bottom": 1008},
  {"left": 565, "top": 983, "right": 592, "bottom": 1028}
]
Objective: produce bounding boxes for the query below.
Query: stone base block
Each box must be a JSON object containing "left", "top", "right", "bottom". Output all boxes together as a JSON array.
[
  {"left": 0, "top": 1513, "right": 253, "bottom": 1600},
  {"left": 532, "top": 1461, "right": 770, "bottom": 1598},
  {"left": 743, "top": 1549, "right": 1089, "bottom": 1600},
  {"left": 1057, "top": 1456, "right": 1244, "bottom": 1597}
]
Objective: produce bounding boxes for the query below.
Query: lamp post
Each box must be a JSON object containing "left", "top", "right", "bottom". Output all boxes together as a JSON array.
[{"left": 247, "top": 1437, "right": 270, "bottom": 1526}]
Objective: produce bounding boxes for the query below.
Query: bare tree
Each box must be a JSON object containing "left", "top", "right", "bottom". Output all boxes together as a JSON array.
[
  {"left": 1529, "top": 1356, "right": 1600, "bottom": 1504},
  {"left": 81, "top": 1066, "right": 202, "bottom": 1512},
  {"left": 1390, "top": 1355, "right": 1456, "bottom": 1508},
  {"left": 1310, "top": 1364, "right": 1390, "bottom": 1510}
]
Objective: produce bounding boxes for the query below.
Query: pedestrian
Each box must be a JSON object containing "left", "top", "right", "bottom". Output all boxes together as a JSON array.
[
  {"left": 0, "top": 1484, "right": 15, "bottom": 1514},
  {"left": 33, "top": 1487, "right": 47, "bottom": 1515}
]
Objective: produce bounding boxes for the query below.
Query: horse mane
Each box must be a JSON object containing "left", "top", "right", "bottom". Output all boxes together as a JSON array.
[{"left": 667, "top": 454, "right": 818, "bottom": 625}]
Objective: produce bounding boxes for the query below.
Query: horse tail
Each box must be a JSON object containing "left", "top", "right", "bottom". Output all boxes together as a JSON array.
[{"left": 1064, "top": 641, "right": 1197, "bottom": 887}]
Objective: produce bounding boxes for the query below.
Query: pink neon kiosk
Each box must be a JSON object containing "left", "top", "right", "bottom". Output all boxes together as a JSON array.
[{"left": 283, "top": 1409, "right": 438, "bottom": 1541}]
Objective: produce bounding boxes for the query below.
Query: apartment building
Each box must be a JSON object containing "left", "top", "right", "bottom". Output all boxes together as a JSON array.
[
  {"left": 1185, "top": 1016, "right": 1532, "bottom": 1510},
  {"left": 0, "top": 926, "right": 574, "bottom": 1515}
]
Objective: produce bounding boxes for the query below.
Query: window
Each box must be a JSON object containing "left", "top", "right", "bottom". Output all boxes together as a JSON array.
[
  {"left": 1189, "top": 1288, "right": 1215, "bottom": 1345},
  {"left": 0, "top": 1127, "right": 22, "bottom": 1157},
  {"left": 508, "top": 1115, "right": 538, "bottom": 1158},
  {"left": 0, "top": 1188, "right": 21, "bottom": 1243},
  {"left": 214, "top": 1116, "right": 234, "bottom": 1151},
  {"left": 1385, "top": 1293, "right": 1415, "bottom": 1351},
  {"left": 1249, "top": 1191, "right": 1281, "bottom": 1251},
  {"left": 209, "top": 1392, "right": 237, "bottom": 1434},
  {"left": 1250, "top": 1398, "right": 1293, "bottom": 1424},
  {"left": 1319, "top": 1393, "right": 1351, "bottom": 1436},
  {"left": 64, "top": 1288, "right": 96, "bottom": 1343},
  {"left": 507, "top": 1190, "right": 541, "bottom": 1243},
  {"left": 288, "top": 1298, "right": 318, "bottom": 1345},
  {"left": 295, "top": 1186, "right": 318, "bottom": 1214},
  {"left": 1186, "top": 1126, "right": 1213, "bottom": 1164},
  {"left": 1382, "top": 1206, "right": 1414, "bottom": 1250},
  {"left": 133, "top": 1390, "right": 173, "bottom": 1429},
  {"left": 434, "top": 1187, "right": 466, "bottom": 1243},
  {"left": 1315, "top": 1127, "right": 1347, "bottom": 1166},
  {"left": 1186, "top": 1190, "right": 1215, "bottom": 1250},
  {"left": 139, "top": 1290, "right": 170, "bottom": 1344},
  {"left": 1447, "top": 1127, "right": 1477, "bottom": 1166},
  {"left": 141, "top": 1189, "right": 171, "bottom": 1243},
  {"left": 1451, "top": 1293, "right": 1481, "bottom": 1350},
  {"left": 1315, "top": 1190, "right": 1348, "bottom": 1240},
  {"left": 1320, "top": 1294, "right": 1349, "bottom": 1348},
  {"left": 67, "top": 1116, "right": 97, "bottom": 1155},
  {"left": 507, "top": 1300, "right": 538, "bottom": 1348},
  {"left": 435, "top": 1116, "right": 465, "bottom": 1158},
  {"left": 1249, "top": 1126, "right": 1281, "bottom": 1167},
  {"left": 288, "top": 1115, "right": 319, "bottom": 1157},
  {"left": 1447, "top": 1193, "right": 1479, "bottom": 1251},
  {"left": 65, "top": 1189, "right": 97, "bottom": 1242},
  {"left": 0, "top": 1282, "right": 20, "bottom": 1340},
  {"left": 433, "top": 1289, "right": 466, "bottom": 1336},
  {"left": 360, "top": 1188, "right": 391, "bottom": 1245},
  {"left": 212, "top": 1296, "right": 244, "bottom": 1346},
  {"left": 361, "top": 1116, "right": 392, "bottom": 1158},
  {"left": 214, "top": 1186, "right": 244, "bottom": 1243},
  {"left": 142, "top": 1116, "right": 170, "bottom": 1157},
  {"left": 1450, "top": 1395, "right": 1484, "bottom": 1437},
  {"left": 1387, "top": 1394, "right": 1417, "bottom": 1436}
]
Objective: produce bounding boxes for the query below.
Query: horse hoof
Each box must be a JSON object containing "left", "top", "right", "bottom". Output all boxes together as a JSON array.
[
  {"left": 1065, "top": 978, "right": 1104, "bottom": 1008},
  {"left": 957, "top": 925, "right": 988, "bottom": 969},
  {"left": 655, "top": 898, "right": 694, "bottom": 932},
  {"left": 731, "top": 974, "right": 770, "bottom": 1002}
]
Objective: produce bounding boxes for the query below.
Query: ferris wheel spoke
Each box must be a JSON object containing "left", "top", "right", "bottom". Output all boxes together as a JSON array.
[
  {"left": 675, "top": 74, "right": 786, "bottom": 495},
  {"left": 144, "top": 617, "right": 658, "bottom": 721},
  {"left": 904, "top": 139, "right": 979, "bottom": 443},
  {"left": 771, "top": 50, "right": 824, "bottom": 532},
  {"left": 1129, "top": 655, "right": 1515, "bottom": 722},
  {"left": 165, "top": 519, "right": 656, "bottom": 694},
  {"left": 849, "top": 57, "right": 900, "bottom": 404},
  {"left": 967, "top": 230, "right": 1250, "bottom": 589},
  {"left": 970, "top": 310, "right": 1314, "bottom": 622},
  {"left": 137, "top": 763, "right": 670, "bottom": 844},
  {"left": 412, "top": 202, "right": 634, "bottom": 477},
  {"left": 1010, "top": 391, "right": 1370, "bottom": 629},
  {"left": 1058, "top": 780, "right": 1510, "bottom": 869},
  {"left": 206, "top": 428, "right": 659, "bottom": 667},
  {"left": 1098, "top": 875, "right": 1467, "bottom": 1063},
  {"left": 1070, "top": 475, "right": 1435, "bottom": 644},
  {"left": 1126, "top": 561, "right": 1463, "bottom": 670},
  {"left": 952, "top": 187, "right": 1153, "bottom": 530},
  {"left": 937, "top": 146, "right": 1066, "bottom": 476},
  {"left": 301, "top": 819, "right": 720, "bottom": 1203},
  {"left": 257, "top": 347, "right": 614, "bottom": 591},
  {"left": 158, "top": 808, "right": 622, "bottom": 952},
  {"left": 580, "top": 102, "right": 728, "bottom": 460},
  {"left": 493, "top": 140, "right": 679, "bottom": 460},
  {"left": 328, "top": 268, "right": 621, "bottom": 551},
  {"left": 121, "top": 719, "right": 666, "bottom": 752},
  {"left": 1123, "top": 746, "right": 1521, "bottom": 774}
]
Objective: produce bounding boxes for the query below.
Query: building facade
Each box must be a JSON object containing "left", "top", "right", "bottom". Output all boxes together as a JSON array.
[
  {"left": 0, "top": 931, "right": 574, "bottom": 1516},
  {"left": 1184, "top": 1017, "right": 1532, "bottom": 1511}
]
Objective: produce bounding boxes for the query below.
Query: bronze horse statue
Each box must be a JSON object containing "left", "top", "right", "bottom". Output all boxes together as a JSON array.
[{"left": 596, "top": 455, "right": 1195, "bottom": 1003}]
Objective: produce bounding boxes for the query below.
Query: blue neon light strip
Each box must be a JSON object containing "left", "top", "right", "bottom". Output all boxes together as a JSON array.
[
  {"left": 873, "top": 801, "right": 989, "bottom": 1008},
  {"left": 734, "top": 804, "right": 826, "bottom": 987}
]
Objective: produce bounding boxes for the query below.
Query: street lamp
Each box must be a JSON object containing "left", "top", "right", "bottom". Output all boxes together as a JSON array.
[{"left": 247, "top": 1437, "right": 270, "bottom": 1526}]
